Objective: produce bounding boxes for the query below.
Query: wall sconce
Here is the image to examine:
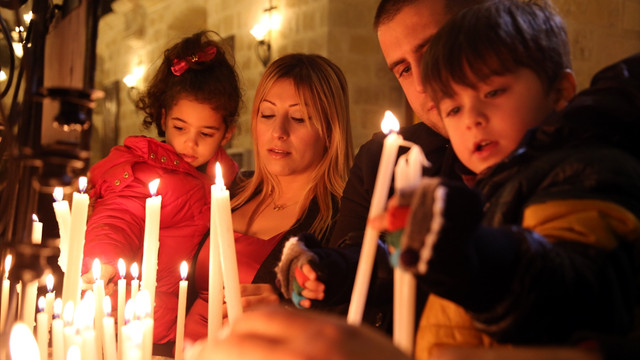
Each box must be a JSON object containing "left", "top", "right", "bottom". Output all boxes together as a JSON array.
[
  {"left": 250, "top": 1, "right": 281, "bottom": 67},
  {"left": 122, "top": 65, "right": 145, "bottom": 102}
]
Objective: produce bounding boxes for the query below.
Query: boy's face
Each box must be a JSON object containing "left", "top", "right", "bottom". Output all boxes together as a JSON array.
[
  {"left": 438, "top": 67, "right": 560, "bottom": 174},
  {"left": 162, "top": 97, "right": 233, "bottom": 168}
]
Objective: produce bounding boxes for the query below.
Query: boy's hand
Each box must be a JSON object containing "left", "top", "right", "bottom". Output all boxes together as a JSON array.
[
  {"left": 295, "top": 264, "right": 325, "bottom": 308},
  {"left": 275, "top": 235, "right": 321, "bottom": 308}
]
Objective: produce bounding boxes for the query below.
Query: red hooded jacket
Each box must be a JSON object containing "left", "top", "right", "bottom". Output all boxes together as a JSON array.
[{"left": 82, "top": 136, "right": 238, "bottom": 343}]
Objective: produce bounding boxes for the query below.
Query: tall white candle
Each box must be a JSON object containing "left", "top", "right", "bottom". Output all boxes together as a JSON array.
[
  {"left": 1, "top": 254, "right": 12, "bottom": 330},
  {"left": 62, "top": 176, "right": 90, "bottom": 308},
  {"left": 80, "top": 290, "right": 97, "bottom": 360},
  {"left": 45, "top": 274, "right": 55, "bottom": 328},
  {"left": 121, "top": 301, "right": 142, "bottom": 360},
  {"left": 117, "top": 258, "right": 126, "bottom": 360},
  {"left": 67, "top": 346, "right": 81, "bottom": 360},
  {"left": 208, "top": 197, "right": 224, "bottom": 340},
  {"left": 392, "top": 145, "right": 426, "bottom": 356},
  {"left": 52, "top": 298, "right": 65, "bottom": 360},
  {"left": 211, "top": 163, "right": 242, "bottom": 324},
  {"left": 348, "top": 111, "right": 403, "bottom": 325},
  {"left": 130, "top": 262, "right": 139, "bottom": 304},
  {"left": 21, "top": 279, "right": 38, "bottom": 329},
  {"left": 102, "top": 297, "right": 117, "bottom": 360},
  {"left": 32, "top": 214, "right": 43, "bottom": 245},
  {"left": 175, "top": 261, "right": 188, "bottom": 360},
  {"left": 140, "top": 178, "right": 161, "bottom": 316},
  {"left": 36, "top": 297, "right": 48, "bottom": 360},
  {"left": 9, "top": 322, "right": 40, "bottom": 360},
  {"left": 53, "top": 187, "right": 71, "bottom": 272},
  {"left": 93, "top": 259, "right": 105, "bottom": 360}
]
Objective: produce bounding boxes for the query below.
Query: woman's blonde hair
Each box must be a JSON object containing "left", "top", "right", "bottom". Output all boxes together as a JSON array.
[{"left": 231, "top": 54, "right": 353, "bottom": 239}]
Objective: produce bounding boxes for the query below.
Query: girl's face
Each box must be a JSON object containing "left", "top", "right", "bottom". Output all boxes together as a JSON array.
[
  {"left": 256, "top": 78, "right": 326, "bottom": 179},
  {"left": 162, "top": 97, "right": 233, "bottom": 168}
]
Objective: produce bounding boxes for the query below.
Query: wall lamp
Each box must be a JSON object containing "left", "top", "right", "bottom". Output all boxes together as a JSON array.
[{"left": 250, "top": 1, "right": 281, "bottom": 67}]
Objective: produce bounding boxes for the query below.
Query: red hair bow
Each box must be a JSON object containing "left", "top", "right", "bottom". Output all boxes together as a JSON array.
[{"left": 171, "top": 46, "right": 217, "bottom": 76}]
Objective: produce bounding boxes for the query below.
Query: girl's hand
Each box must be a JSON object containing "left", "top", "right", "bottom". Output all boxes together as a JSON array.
[{"left": 239, "top": 283, "right": 280, "bottom": 310}]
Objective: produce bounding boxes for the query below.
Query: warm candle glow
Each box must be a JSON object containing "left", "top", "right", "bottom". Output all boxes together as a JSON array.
[
  {"left": 38, "top": 296, "right": 45, "bottom": 312},
  {"left": 79, "top": 290, "right": 95, "bottom": 328},
  {"left": 46, "top": 274, "right": 54, "bottom": 292},
  {"left": 381, "top": 110, "right": 400, "bottom": 134},
  {"left": 103, "top": 296, "right": 112, "bottom": 317},
  {"left": 4, "top": 254, "right": 11, "bottom": 279},
  {"left": 180, "top": 261, "right": 188, "bottom": 281},
  {"left": 78, "top": 176, "right": 87, "bottom": 193},
  {"left": 53, "top": 298, "right": 62, "bottom": 318},
  {"left": 53, "top": 187, "right": 64, "bottom": 202},
  {"left": 32, "top": 213, "right": 39, "bottom": 222},
  {"left": 118, "top": 258, "right": 126, "bottom": 279},
  {"left": 215, "top": 162, "right": 224, "bottom": 187},
  {"left": 67, "top": 345, "right": 81, "bottom": 360},
  {"left": 9, "top": 322, "right": 40, "bottom": 360},
  {"left": 92, "top": 258, "right": 101, "bottom": 282},
  {"left": 124, "top": 300, "right": 134, "bottom": 324},
  {"left": 131, "top": 262, "right": 139, "bottom": 279},
  {"left": 148, "top": 178, "right": 160, "bottom": 197},
  {"left": 135, "top": 290, "right": 151, "bottom": 319},
  {"left": 63, "top": 301, "right": 74, "bottom": 325}
]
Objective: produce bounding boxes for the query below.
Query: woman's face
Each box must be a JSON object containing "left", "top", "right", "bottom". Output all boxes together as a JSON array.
[{"left": 255, "top": 78, "right": 326, "bottom": 179}]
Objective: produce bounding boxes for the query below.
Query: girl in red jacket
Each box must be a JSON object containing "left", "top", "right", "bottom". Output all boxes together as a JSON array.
[{"left": 80, "top": 31, "right": 240, "bottom": 346}]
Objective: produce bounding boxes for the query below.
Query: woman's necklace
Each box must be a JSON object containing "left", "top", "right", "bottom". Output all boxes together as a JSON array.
[{"left": 272, "top": 199, "right": 300, "bottom": 211}]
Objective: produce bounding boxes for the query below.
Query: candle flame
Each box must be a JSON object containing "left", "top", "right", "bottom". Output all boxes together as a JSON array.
[
  {"left": 9, "top": 323, "right": 39, "bottom": 360},
  {"left": 380, "top": 110, "right": 400, "bottom": 134},
  {"left": 4, "top": 254, "right": 12, "bottom": 279},
  {"left": 103, "top": 296, "right": 112, "bottom": 317},
  {"left": 118, "top": 258, "right": 126, "bottom": 279},
  {"left": 135, "top": 289, "right": 151, "bottom": 319},
  {"left": 63, "top": 301, "right": 75, "bottom": 325},
  {"left": 38, "top": 296, "right": 46, "bottom": 312},
  {"left": 53, "top": 187, "right": 63, "bottom": 202},
  {"left": 148, "top": 178, "right": 160, "bottom": 197},
  {"left": 32, "top": 213, "right": 39, "bottom": 222},
  {"left": 46, "top": 274, "right": 54, "bottom": 292},
  {"left": 131, "top": 262, "right": 139, "bottom": 279},
  {"left": 215, "top": 162, "right": 224, "bottom": 187},
  {"left": 78, "top": 176, "right": 88, "bottom": 193},
  {"left": 53, "top": 298, "right": 63, "bottom": 317},
  {"left": 67, "top": 346, "right": 81, "bottom": 360},
  {"left": 124, "top": 299, "right": 134, "bottom": 324},
  {"left": 80, "top": 290, "right": 95, "bottom": 327},
  {"left": 92, "top": 258, "right": 101, "bottom": 282},
  {"left": 180, "top": 261, "right": 188, "bottom": 280}
]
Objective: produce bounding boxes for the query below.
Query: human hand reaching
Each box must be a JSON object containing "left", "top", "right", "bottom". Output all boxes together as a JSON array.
[{"left": 81, "top": 263, "right": 117, "bottom": 295}]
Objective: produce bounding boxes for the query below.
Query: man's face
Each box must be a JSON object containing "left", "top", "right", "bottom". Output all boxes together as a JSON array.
[{"left": 377, "top": 0, "right": 449, "bottom": 135}]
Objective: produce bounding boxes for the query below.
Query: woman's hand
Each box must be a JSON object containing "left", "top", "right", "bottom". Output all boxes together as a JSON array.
[
  {"left": 81, "top": 263, "right": 116, "bottom": 295},
  {"left": 238, "top": 283, "right": 280, "bottom": 310}
]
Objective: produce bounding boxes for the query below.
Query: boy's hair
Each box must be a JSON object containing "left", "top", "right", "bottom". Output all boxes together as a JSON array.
[
  {"left": 138, "top": 30, "right": 242, "bottom": 137},
  {"left": 422, "top": 0, "right": 571, "bottom": 102},
  {"left": 231, "top": 54, "right": 354, "bottom": 239},
  {"left": 374, "top": 0, "right": 485, "bottom": 29}
]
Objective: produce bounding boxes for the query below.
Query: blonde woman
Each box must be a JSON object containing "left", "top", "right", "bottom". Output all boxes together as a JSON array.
[{"left": 184, "top": 53, "right": 353, "bottom": 342}]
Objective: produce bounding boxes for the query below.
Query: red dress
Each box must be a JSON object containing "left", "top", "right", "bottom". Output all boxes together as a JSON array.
[{"left": 184, "top": 231, "right": 283, "bottom": 341}]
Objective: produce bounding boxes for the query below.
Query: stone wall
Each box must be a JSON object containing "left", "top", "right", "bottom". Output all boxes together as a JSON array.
[{"left": 93, "top": 0, "right": 640, "bottom": 167}]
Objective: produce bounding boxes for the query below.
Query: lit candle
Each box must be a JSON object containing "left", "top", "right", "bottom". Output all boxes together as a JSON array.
[
  {"left": 121, "top": 301, "right": 142, "bottom": 360},
  {"left": 80, "top": 290, "right": 97, "bottom": 360},
  {"left": 135, "top": 290, "right": 153, "bottom": 360},
  {"left": 211, "top": 163, "right": 242, "bottom": 324},
  {"left": 93, "top": 259, "right": 105, "bottom": 360},
  {"left": 46, "top": 274, "right": 55, "bottom": 328},
  {"left": 53, "top": 186, "right": 71, "bottom": 272},
  {"left": 32, "top": 214, "right": 43, "bottom": 244},
  {"left": 392, "top": 145, "right": 427, "bottom": 356},
  {"left": 102, "top": 296, "right": 117, "bottom": 360},
  {"left": 36, "top": 297, "right": 48, "bottom": 360},
  {"left": 175, "top": 261, "right": 188, "bottom": 360},
  {"left": 348, "top": 111, "right": 403, "bottom": 325},
  {"left": 63, "top": 301, "right": 80, "bottom": 356},
  {"left": 130, "top": 262, "right": 139, "bottom": 303},
  {"left": 1, "top": 254, "right": 12, "bottom": 330},
  {"left": 208, "top": 191, "right": 224, "bottom": 339},
  {"left": 140, "top": 178, "right": 161, "bottom": 316},
  {"left": 117, "top": 258, "right": 126, "bottom": 360},
  {"left": 9, "top": 322, "right": 40, "bottom": 360},
  {"left": 62, "top": 176, "right": 90, "bottom": 308},
  {"left": 52, "top": 298, "right": 65, "bottom": 360},
  {"left": 67, "top": 345, "right": 81, "bottom": 360}
]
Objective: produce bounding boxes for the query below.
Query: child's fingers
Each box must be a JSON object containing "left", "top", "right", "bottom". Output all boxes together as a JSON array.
[{"left": 300, "top": 280, "right": 325, "bottom": 301}]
